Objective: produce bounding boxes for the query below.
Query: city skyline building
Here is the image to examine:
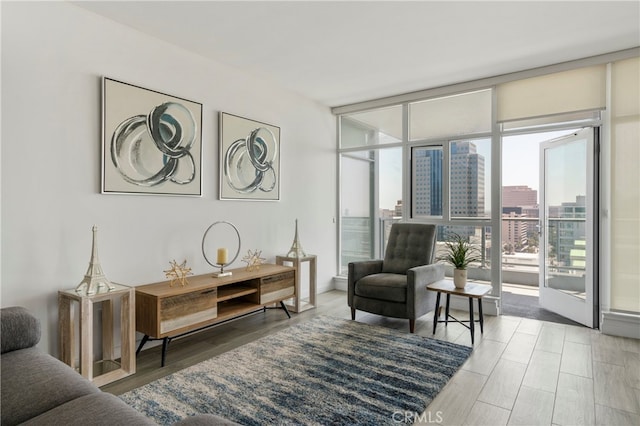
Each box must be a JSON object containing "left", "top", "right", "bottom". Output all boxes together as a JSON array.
[
  {"left": 550, "top": 195, "right": 587, "bottom": 268},
  {"left": 450, "top": 141, "right": 485, "bottom": 218},
  {"left": 503, "top": 185, "right": 538, "bottom": 207},
  {"left": 413, "top": 141, "right": 485, "bottom": 219},
  {"left": 502, "top": 207, "right": 529, "bottom": 251},
  {"left": 502, "top": 185, "right": 539, "bottom": 251},
  {"left": 413, "top": 147, "right": 442, "bottom": 216}
]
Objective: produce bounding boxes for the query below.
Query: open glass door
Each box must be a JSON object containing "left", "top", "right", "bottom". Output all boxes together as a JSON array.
[{"left": 539, "top": 128, "right": 596, "bottom": 327}]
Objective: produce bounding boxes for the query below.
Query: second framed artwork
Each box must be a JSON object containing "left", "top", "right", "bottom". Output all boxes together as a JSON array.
[{"left": 219, "top": 112, "right": 281, "bottom": 201}]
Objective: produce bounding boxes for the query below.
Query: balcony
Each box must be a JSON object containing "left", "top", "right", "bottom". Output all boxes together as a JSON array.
[{"left": 376, "top": 216, "right": 586, "bottom": 296}]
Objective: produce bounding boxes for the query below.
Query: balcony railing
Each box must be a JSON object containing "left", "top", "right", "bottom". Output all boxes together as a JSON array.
[{"left": 375, "top": 216, "right": 586, "bottom": 289}]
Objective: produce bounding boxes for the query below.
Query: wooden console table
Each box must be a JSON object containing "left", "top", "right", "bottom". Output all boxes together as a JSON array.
[
  {"left": 58, "top": 283, "right": 136, "bottom": 386},
  {"left": 135, "top": 264, "right": 295, "bottom": 366}
]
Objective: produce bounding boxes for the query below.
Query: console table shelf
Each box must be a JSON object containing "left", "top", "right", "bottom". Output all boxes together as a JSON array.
[
  {"left": 217, "top": 286, "right": 257, "bottom": 302},
  {"left": 217, "top": 301, "right": 260, "bottom": 319},
  {"left": 135, "top": 264, "right": 295, "bottom": 366}
]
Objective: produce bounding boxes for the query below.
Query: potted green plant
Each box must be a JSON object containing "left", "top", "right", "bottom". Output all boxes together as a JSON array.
[{"left": 438, "top": 233, "right": 481, "bottom": 289}]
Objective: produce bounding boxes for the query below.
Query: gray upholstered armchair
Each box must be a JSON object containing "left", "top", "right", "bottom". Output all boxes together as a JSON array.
[{"left": 348, "top": 223, "right": 444, "bottom": 333}]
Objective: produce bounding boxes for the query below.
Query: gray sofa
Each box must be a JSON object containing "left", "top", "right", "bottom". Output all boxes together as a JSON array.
[{"left": 1, "top": 306, "right": 235, "bottom": 426}]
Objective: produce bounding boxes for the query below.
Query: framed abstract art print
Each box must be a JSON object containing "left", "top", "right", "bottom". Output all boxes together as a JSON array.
[
  {"left": 102, "top": 77, "right": 203, "bottom": 196},
  {"left": 219, "top": 112, "right": 281, "bottom": 201}
]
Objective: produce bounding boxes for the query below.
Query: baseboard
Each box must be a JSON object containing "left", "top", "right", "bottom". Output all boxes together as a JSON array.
[
  {"left": 333, "top": 276, "right": 347, "bottom": 292},
  {"left": 601, "top": 311, "right": 640, "bottom": 339},
  {"left": 317, "top": 280, "right": 335, "bottom": 294}
]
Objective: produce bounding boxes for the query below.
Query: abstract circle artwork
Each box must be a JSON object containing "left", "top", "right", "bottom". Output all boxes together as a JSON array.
[
  {"left": 219, "top": 113, "right": 280, "bottom": 201},
  {"left": 102, "top": 78, "right": 202, "bottom": 196}
]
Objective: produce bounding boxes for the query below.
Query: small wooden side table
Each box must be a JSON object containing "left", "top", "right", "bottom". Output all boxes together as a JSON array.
[
  {"left": 427, "top": 280, "right": 492, "bottom": 344},
  {"left": 275, "top": 255, "right": 317, "bottom": 312},
  {"left": 58, "top": 283, "right": 135, "bottom": 386}
]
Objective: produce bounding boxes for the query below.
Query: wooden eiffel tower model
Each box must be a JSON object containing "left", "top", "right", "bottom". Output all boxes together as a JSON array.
[
  {"left": 75, "top": 225, "right": 115, "bottom": 295},
  {"left": 286, "top": 219, "right": 307, "bottom": 258}
]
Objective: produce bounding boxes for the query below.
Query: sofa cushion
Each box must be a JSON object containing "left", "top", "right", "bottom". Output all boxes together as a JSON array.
[
  {"left": 354, "top": 273, "right": 407, "bottom": 303},
  {"left": 1, "top": 347, "right": 99, "bottom": 425},
  {"left": 21, "top": 392, "right": 156, "bottom": 426},
  {"left": 1, "top": 306, "right": 41, "bottom": 354}
]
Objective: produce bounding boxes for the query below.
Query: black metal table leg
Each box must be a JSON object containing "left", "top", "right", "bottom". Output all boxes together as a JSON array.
[
  {"left": 445, "top": 294, "right": 451, "bottom": 326},
  {"left": 432, "top": 292, "right": 441, "bottom": 335},
  {"left": 136, "top": 334, "right": 149, "bottom": 355},
  {"left": 478, "top": 298, "right": 484, "bottom": 334},
  {"left": 280, "top": 301, "right": 291, "bottom": 319},
  {"left": 469, "top": 297, "right": 475, "bottom": 344},
  {"left": 161, "top": 337, "right": 170, "bottom": 367}
]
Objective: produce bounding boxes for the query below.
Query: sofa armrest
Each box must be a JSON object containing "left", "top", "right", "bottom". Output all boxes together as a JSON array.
[
  {"left": 347, "top": 260, "right": 383, "bottom": 306},
  {"left": 1, "top": 307, "right": 41, "bottom": 354}
]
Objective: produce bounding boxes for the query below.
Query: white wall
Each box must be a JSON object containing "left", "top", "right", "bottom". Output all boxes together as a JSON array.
[{"left": 1, "top": 2, "right": 337, "bottom": 355}]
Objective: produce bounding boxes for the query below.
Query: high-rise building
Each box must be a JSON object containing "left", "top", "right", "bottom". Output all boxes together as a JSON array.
[
  {"left": 413, "top": 148, "right": 442, "bottom": 216},
  {"left": 413, "top": 141, "right": 484, "bottom": 221},
  {"left": 413, "top": 142, "right": 485, "bottom": 241},
  {"left": 502, "top": 185, "right": 539, "bottom": 243},
  {"left": 502, "top": 207, "right": 528, "bottom": 251},
  {"left": 450, "top": 141, "right": 485, "bottom": 219},
  {"left": 551, "top": 196, "right": 587, "bottom": 268},
  {"left": 503, "top": 185, "right": 538, "bottom": 207},
  {"left": 393, "top": 200, "right": 403, "bottom": 217}
]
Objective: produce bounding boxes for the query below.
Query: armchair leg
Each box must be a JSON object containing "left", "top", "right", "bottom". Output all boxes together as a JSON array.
[
  {"left": 409, "top": 319, "right": 415, "bottom": 333},
  {"left": 351, "top": 307, "right": 356, "bottom": 320}
]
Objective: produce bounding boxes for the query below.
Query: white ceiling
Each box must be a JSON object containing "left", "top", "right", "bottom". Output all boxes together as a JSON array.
[{"left": 73, "top": 1, "right": 640, "bottom": 108}]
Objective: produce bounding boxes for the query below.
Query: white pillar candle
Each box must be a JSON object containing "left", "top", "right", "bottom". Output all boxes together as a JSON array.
[{"left": 217, "top": 248, "right": 228, "bottom": 265}]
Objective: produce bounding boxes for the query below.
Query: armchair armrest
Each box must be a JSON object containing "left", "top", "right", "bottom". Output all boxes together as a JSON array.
[
  {"left": 407, "top": 263, "right": 445, "bottom": 288},
  {"left": 1, "top": 306, "right": 41, "bottom": 354},
  {"left": 347, "top": 260, "right": 383, "bottom": 306},
  {"left": 406, "top": 264, "right": 445, "bottom": 318},
  {"left": 348, "top": 260, "right": 384, "bottom": 284}
]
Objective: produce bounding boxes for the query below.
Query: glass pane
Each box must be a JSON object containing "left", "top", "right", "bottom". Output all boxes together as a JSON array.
[
  {"left": 409, "top": 89, "right": 491, "bottom": 141},
  {"left": 341, "top": 153, "right": 373, "bottom": 274},
  {"left": 435, "top": 225, "right": 492, "bottom": 280},
  {"left": 379, "top": 148, "right": 403, "bottom": 256},
  {"left": 379, "top": 147, "right": 403, "bottom": 219},
  {"left": 544, "top": 138, "right": 587, "bottom": 299},
  {"left": 340, "top": 148, "right": 402, "bottom": 274},
  {"left": 411, "top": 146, "right": 443, "bottom": 218},
  {"left": 450, "top": 139, "right": 491, "bottom": 218},
  {"left": 340, "top": 105, "right": 402, "bottom": 148}
]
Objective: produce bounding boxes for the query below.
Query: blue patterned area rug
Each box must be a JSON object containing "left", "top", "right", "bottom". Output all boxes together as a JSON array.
[{"left": 120, "top": 316, "right": 472, "bottom": 425}]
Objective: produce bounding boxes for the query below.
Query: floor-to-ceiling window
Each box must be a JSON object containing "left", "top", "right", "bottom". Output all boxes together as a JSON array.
[
  {"left": 339, "top": 90, "right": 497, "bottom": 291},
  {"left": 339, "top": 105, "right": 402, "bottom": 275},
  {"left": 336, "top": 53, "right": 640, "bottom": 333}
]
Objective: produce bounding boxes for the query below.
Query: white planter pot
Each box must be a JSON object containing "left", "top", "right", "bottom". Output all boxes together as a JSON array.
[{"left": 453, "top": 269, "right": 467, "bottom": 289}]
